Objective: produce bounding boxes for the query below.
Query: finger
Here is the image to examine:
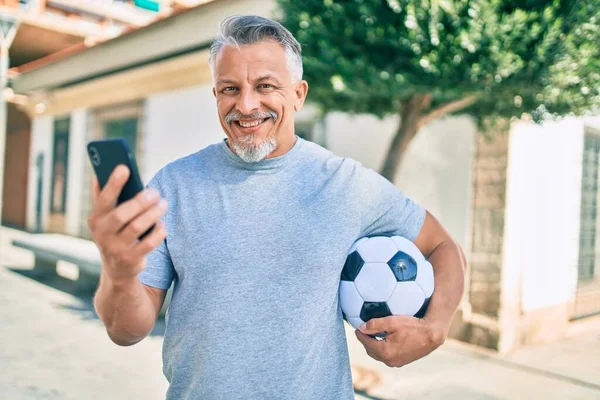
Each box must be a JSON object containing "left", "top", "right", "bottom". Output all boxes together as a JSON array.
[
  {"left": 94, "top": 165, "right": 130, "bottom": 215},
  {"left": 105, "top": 189, "right": 161, "bottom": 235},
  {"left": 119, "top": 199, "right": 168, "bottom": 244},
  {"left": 132, "top": 221, "right": 167, "bottom": 258},
  {"left": 92, "top": 177, "right": 100, "bottom": 204},
  {"left": 355, "top": 330, "right": 387, "bottom": 361},
  {"left": 355, "top": 329, "right": 387, "bottom": 346},
  {"left": 359, "top": 315, "right": 412, "bottom": 335}
]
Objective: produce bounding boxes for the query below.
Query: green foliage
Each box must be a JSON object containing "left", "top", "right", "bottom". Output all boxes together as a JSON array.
[{"left": 278, "top": 0, "right": 599, "bottom": 123}]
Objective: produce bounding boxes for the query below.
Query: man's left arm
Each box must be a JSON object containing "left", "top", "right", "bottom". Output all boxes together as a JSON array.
[
  {"left": 414, "top": 210, "right": 467, "bottom": 336},
  {"left": 355, "top": 211, "right": 466, "bottom": 367}
]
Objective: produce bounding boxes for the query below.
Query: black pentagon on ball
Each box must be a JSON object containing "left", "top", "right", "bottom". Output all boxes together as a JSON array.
[
  {"left": 414, "top": 297, "right": 431, "bottom": 318},
  {"left": 341, "top": 251, "right": 365, "bottom": 281},
  {"left": 387, "top": 251, "right": 418, "bottom": 281},
  {"left": 360, "top": 302, "right": 392, "bottom": 322}
]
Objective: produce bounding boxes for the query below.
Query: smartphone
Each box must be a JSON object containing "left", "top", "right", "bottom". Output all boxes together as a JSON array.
[{"left": 87, "top": 138, "right": 154, "bottom": 239}]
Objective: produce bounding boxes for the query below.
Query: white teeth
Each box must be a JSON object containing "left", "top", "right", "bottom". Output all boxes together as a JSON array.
[{"left": 239, "top": 119, "right": 263, "bottom": 128}]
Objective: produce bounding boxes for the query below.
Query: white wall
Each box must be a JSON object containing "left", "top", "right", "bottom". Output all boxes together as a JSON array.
[
  {"left": 142, "top": 84, "right": 224, "bottom": 182},
  {"left": 26, "top": 116, "right": 54, "bottom": 232},
  {"left": 325, "top": 113, "right": 400, "bottom": 171},
  {"left": 325, "top": 113, "right": 476, "bottom": 254},
  {"left": 65, "top": 109, "right": 87, "bottom": 236},
  {"left": 503, "top": 118, "right": 585, "bottom": 312}
]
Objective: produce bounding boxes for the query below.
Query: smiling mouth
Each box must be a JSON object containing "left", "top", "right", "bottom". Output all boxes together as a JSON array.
[{"left": 235, "top": 118, "right": 269, "bottom": 128}]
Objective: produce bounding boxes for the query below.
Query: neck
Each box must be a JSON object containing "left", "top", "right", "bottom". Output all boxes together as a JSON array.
[{"left": 265, "top": 132, "right": 297, "bottom": 159}]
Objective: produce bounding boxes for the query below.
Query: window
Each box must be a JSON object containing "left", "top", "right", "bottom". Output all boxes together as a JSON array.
[
  {"left": 50, "top": 118, "right": 70, "bottom": 215},
  {"left": 105, "top": 117, "right": 139, "bottom": 155}
]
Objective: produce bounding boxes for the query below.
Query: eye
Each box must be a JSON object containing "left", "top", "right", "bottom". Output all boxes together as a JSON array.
[
  {"left": 221, "top": 86, "right": 238, "bottom": 93},
  {"left": 258, "top": 83, "right": 274, "bottom": 90}
]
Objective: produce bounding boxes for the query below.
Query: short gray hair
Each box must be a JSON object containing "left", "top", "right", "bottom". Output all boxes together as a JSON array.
[{"left": 209, "top": 15, "right": 303, "bottom": 83}]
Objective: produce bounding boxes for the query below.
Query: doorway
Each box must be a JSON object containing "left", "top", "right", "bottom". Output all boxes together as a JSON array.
[{"left": 1, "top": 104, "right": 31, "bottom": 229}]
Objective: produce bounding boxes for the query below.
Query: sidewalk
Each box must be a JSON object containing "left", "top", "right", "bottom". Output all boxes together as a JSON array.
[
  {"left": 347, "top": 320, "right": 600, "bottom": 400},
  {"left": 1, "top": 227, "right": 599, "bottom": 399},
  {"left": 0, "top": 229, "right": 167, "bottom": 400}
]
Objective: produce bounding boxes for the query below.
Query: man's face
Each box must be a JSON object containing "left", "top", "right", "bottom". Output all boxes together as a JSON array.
[{"left": 213, "top": 40, "right": 308, "bottom": 162}]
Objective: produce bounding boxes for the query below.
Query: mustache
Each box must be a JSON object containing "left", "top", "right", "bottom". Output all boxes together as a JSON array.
[{"left": 225, "top": 110, "right": 278, "bottom": 125}]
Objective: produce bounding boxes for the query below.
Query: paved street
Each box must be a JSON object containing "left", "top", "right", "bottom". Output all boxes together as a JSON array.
[{"left": 1, "top": 227, "right": 600, "bottom": 400}]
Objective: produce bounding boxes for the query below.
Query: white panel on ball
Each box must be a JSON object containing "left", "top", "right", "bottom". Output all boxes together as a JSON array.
[
  {"left": 416, "top": 260, "right": 435, "bottom": 297},
  {"left": 348, "top": 237, "right": 369, "bottom": 254},
  {"left": 354, "top": 262, "right": 397, "bottom": 302},
  {"left": 339, "top": 281, "right": 364, "bottom": 318},
  {"left": 391, "top": 236, "right": 425, "bottom": 261},
  {"left": 357, "top": 237, "right": 398, "bottom": 262},
  {"left": 346, "top": 316, "right": 364, "bottom": 330},
  {"left": 387, "top": 282, "right": 427, "bottom": 316}
]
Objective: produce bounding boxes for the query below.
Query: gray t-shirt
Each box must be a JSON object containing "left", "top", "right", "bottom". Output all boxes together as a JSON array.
[{"left": 140, "top": 137, "right": 425, "bottom": 399}]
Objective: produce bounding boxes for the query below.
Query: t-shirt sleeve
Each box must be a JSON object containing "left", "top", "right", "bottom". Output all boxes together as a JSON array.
[
  {"left": 138, "top": 173, "right": 175, "bottom": 290},
  {"left": 356, "top": 163, "right": 426, "bottom": 242}
]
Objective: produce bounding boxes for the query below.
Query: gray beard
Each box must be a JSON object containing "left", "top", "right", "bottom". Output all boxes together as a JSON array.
[{"left": 231, "top": 135, "right": 277, "bottom": 163}]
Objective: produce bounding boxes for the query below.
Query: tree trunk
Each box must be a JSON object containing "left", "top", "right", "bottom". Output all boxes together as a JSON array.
[
  {"left": 380, "top": 94, "right": 430, "bottom": 182},
  {"left": 379, "top": 94, "right": 478, "bottom": 183}
]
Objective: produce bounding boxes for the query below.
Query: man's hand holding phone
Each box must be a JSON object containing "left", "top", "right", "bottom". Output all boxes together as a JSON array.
[{"left": 88, "top": 164, "right": 168, "bottom": 284}]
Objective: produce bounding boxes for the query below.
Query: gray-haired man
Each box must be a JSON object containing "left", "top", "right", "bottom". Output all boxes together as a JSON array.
[{"left": 90, "top": 15, "right": 465, "bottom": 399}]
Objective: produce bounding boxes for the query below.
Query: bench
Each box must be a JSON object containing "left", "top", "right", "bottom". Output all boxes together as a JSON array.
[
  {"left": 11, "top": 233, "right": 171, "bottom": 315},
  {"left": 12, "top": 233, "right": 103, "bottom": 292}
]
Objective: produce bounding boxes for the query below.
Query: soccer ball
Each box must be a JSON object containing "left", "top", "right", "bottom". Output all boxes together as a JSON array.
[{"left": 339, "top": 236, "right": 434, "bottom": 331}]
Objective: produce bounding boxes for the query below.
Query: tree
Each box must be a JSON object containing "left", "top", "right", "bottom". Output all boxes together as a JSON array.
[{"left": 278, "top": 0, "right": 600, "bottom": 182}]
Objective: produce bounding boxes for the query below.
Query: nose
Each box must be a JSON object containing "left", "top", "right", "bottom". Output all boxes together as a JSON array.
[{"left": 236, "top": 87, "right": 261, "bottom": 116}]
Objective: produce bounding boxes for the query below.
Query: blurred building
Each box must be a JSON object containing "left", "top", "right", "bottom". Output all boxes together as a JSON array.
[
  {"left": 1, "top": 0, "right": 215, "bottom": 228},
  {"left": 8, "top": 0, "right": 600, "bottom": 352}
]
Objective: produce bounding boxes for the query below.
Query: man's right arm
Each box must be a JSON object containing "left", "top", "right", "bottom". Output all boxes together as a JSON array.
[
  {"left": 94, "top": 274, "right": 166, "bottom": 346},
  {"left": 88, "top": 164, "right": 169, "bottom": 346}
]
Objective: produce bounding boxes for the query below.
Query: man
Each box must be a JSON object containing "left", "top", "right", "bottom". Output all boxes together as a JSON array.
[{"left": 90, "top": 15, "right": 465, "bottom": 399}]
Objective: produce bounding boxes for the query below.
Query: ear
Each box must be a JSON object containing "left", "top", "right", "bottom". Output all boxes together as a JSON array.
[
  {"left": 293, "top": 80, "right": 309, "bottom": 112},
  {"left": 212, "top": 87, "right": 217, "bottom": 98}
]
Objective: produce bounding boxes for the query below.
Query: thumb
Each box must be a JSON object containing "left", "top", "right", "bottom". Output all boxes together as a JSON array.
[
  {"left": 359, "top": 316, "right": 394, "bottom": 334},
  {"left": 359, "top": 315, "right": 413, "bottom": 334}
]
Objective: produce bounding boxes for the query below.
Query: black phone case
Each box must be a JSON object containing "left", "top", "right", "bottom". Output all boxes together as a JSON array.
[
  {"left": 87, "top": 138, "right": 144, "bottom": 204},
  {"left": 87, "top": 138, "right": 154, "bottom": 239}
]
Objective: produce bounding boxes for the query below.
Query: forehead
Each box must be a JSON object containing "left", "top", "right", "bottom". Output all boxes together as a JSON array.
[{"left": 214, "top": 40, "right": 290, "bottom": 81}]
